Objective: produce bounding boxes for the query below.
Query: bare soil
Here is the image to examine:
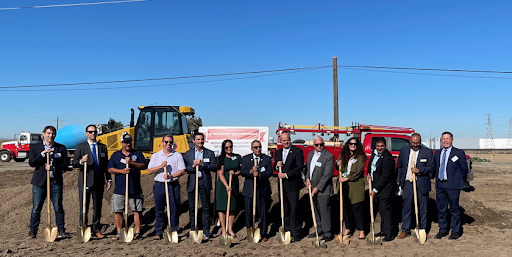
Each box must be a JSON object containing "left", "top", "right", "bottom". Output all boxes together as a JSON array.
[{"left": 0, "top": 162, "right": 511, "bottom": 256}]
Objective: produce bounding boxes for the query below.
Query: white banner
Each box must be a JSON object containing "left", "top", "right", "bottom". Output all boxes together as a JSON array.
[{"left": 198, "top": 126, "right": 269, "bottom": 157}]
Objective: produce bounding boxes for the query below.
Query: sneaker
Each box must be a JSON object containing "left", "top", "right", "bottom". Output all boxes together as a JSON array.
[
  {"left": 28, "top": 232, "right": 36, "bottom": 239},
  {"left": 57, "top": 231, "right": 70, "bottom": 238}
]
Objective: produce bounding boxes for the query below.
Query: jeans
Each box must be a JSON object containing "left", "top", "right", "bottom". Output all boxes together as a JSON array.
[
  {"left": 154, "top": 181, "right": 181, "bottom": 235},
  {"left": 30, "top": 180, "right": 65, "bottom": 233}
]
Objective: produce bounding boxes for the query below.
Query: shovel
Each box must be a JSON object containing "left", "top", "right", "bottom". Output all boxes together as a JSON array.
[
  {"left": 247, "top": 159, "right": 261, "bottom": 243},
  {"left": 189, "top": 166, "right": 204, "bottom": 243},
  {"left": 219, "top": 174, "right": 233, "bottom": 247},
  {"left": 308, "top": 184, "right": 327, "bottom": 249},
  {"left": 367, "top": 178, "right": 382, "bottom": 246},
  {"left": 210, "top": 171, "right": 220, "bottom": 227},
  {"left": 163, "top": 166, "right": 179, "bottom": 243},
  {"left": 42, "top": 154, "right": 58, "bottom": 242},
  {"left": 334, "top": 168, "right": 349, "bottom": 245},
  {"left": 412, "top": 172, "right": 427, "bottom": 245},
  {"left": 276, "top": 166, "right": 291, "bottom": 245},
  {"left": 119, "top": 162, "right": 134, "bottom": 243},
  {"left": 77, "top": 163, "right": 92, "bottom": 243}
]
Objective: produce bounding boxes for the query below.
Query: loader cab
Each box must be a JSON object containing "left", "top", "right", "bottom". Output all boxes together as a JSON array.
[{"left": 133, "top": 106, "right": 193, "bottom": 152}]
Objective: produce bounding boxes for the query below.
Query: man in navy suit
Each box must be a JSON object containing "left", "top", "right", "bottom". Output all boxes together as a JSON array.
[
  {"left": 241, "top": 140, "right": 273, "bottom": 242},
  {"left": 396, "top": 133, "right": 434, "bottom": 239},
  {"left": 433, "top": 132, "right": 468, "bottom": 240},
  {"left": 184, "top": 132, "right": 217, "bottom": 240}
]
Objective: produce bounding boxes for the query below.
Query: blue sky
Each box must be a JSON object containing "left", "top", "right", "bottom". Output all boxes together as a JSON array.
[{"left": 1, "top": 0, "right": 511, "bottom": 143}]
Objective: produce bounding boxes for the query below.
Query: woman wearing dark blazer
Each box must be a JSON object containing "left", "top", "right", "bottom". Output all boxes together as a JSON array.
[{"left": 337, "top": 137, "right": 367, "bottom": 239}]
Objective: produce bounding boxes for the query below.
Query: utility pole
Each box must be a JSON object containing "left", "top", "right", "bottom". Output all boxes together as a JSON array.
[
  {"left": 507, "top": 118, "right": 512, "bottom": 149},
  {"left": 333, "top": 57, "right": 339, "bottom": 141},
  {"left": 54, "top": 116, "right": 63, "bottom": 130}
]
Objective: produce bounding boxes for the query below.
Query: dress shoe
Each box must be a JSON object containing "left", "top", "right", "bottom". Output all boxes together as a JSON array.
[
  {"left": 434, "top": 232, "right": 448, "bottom": 239},
  {"left": 261, "top": 237, "right": 268, "bottom": 242},
  {"left": 57, "top": 231, "right": 70, "bottom": 238},
  {"left": 27, "top": 232, "right": 36, "bottom": 239},
  {"left": 397, "top": 232, "right": 411, "bottom": 239},
  {"left": 374, "top": 232, "right": 384, "bottom": 237},
  {"left": 291, "top": 237, "right": 301, "bottom": 243},
  {"left": 382, "top": 235, "right": 394, "bottom": 242},
  {"left": 322, "top": 236, "right": 334, "bottom": 242},
  {"left": 308, "top": 232, "right": 322, "bottom": 238},
  {"left": 95, "top": 232, "right": 105, "bottom": 239},
  {"left": 426, "top": 234, "right": 431, "bottom": 239},
  {"left": 448, "top": 233, "right": 460, "bottom": 240},
  {"left": 153, "top": 235, "right": 162, "bottom": 240}
]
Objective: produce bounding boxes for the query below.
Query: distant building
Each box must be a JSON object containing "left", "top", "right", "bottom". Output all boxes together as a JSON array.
[{"left": 423, "top": 137, "right": 512, "bottom": 149}]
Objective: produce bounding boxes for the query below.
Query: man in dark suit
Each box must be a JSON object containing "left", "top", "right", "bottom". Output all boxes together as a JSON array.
[
  {"left": 28, "top": 125, "right": 70, "bottom": 239},
  {"left": 305, "top": 137, "right": 334, "bottom": 242},
  {"left": 274, "top": 132, "right": 304, "bottom": 243},
  {"left": 433, "top": 132, "right": 468, "bottom": 240},
  {"left": 367, "top": 137, "right": 395, "bottom": 242},
  {"left": 184, "top": 132, "right": 217, "bottom": 240},
  {"left": 241, "top": 140, "right": 273, "bottom": 242},
  {"left": 396, "top": 133, "right": 434, "bottom": 239},
  {"left": 72, "top": 124, "right": 112, "bottom": 239}
]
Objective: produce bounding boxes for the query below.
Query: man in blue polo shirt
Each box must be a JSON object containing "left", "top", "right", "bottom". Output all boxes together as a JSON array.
[{"left": 108, "top": 134, "right": 146, "bottom": 240}]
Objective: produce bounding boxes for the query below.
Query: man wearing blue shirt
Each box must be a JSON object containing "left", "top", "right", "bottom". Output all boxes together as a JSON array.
[{"left": 108, "top": 134, "right": 147, "bottom": 240}]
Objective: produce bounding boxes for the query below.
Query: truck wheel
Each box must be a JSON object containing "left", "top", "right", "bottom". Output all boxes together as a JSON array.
[
  {"left": 0, "top": 151, "right": 11, "bottom": 162},
  {"left": 14, "top": 158, "right": 25, "bottom": 162}
]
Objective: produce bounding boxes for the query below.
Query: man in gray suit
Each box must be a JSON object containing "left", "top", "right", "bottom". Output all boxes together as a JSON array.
[
  {"left": 72, "top": 124, "right": 112, "bottom": 239},
  {"left": 306, "top": 137, "right": 334, "bottom": 242}
]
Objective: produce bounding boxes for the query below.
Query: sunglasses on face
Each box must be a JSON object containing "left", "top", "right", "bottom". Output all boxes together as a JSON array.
[
  {"left": 225, "top": 145, "right": 233, "bottom": 149},
  {"left": 314, "top": 143, "right": 325, "bottom": 147},
  {"left": 252, "top": 146, "right": 262, "bottom": 149},
  {"left": 348, "top": 142, "right": 357, "bottom": 146},
  {"left": 163, "top": 141, "right": 173, "bottom": 144},
  {"left": 86, "top": 131, "right": 97, "bottom": 134}
]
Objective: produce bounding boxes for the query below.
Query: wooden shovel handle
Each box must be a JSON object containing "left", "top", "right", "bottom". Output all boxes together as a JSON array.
[
  {"left": 279, "top": 166, "right": 285, "bottom": 226},
  {"left": 252, "top": 159, "right": 257, "bottom": 227},
  {"left": 225, "top": 174, "right": 232, "bottom": 231},
  {"left": 369, "top": 179, "right": 375, "bottom": 224},
  {"left": 46, "top": 154, "right": 51, "bottom": 228}
]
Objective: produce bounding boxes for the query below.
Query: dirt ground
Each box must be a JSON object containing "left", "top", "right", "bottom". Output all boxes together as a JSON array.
[{"left": 0, "top": 162, "right": 511, "bottom": 256}]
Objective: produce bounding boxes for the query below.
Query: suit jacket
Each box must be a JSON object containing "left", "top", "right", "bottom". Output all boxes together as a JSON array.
[
  {"left": 368, "top": 149, "right": 395, "bottom": 197},
  {"left": 434, "top": 147, "right": 468, "bottom": 190},
  {"left": 240, "top": 153, "right": 273, "bottom": 198},
  {"left": 29, "top": 142, "right": 69, "bottom": 187},
  {"left": 305, "top": 149, "right": 334, "bottom": 196},
  {"left": 396, "top": 146, "right": 434, "bottom": 194},
  {"left": 274, "top": 145, "right": 304, "bottom": 191},
  {"left": 184, "top": 147, "right": 217, "bottom": 192},
  {"left": 72, "top": 141, "right": 111, "bottom": 188}
]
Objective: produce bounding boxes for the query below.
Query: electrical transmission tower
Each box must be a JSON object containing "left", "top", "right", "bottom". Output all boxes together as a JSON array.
[
  {"left": 507, "top": 118, "right": 512, "bottom": 149},
  {"left": 485, "top": 114, "right": 494, "bottom": 149}
]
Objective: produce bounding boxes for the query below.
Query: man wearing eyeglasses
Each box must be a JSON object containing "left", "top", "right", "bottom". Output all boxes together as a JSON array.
[
  {"left": 241, "top": 140, "right": 273, "bottom": 242},
  {"left": 72, "top": 124, "right": 112, "bottom": 239},
  {"left": 147, "top": 134, "right": 186, "bottom": 240},
  {"left": 305, "top": 137, "right": 334, "bottom": 242}
]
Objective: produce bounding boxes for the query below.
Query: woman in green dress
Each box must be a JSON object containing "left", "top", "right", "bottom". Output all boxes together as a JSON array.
[{"left": 216, "top": 139, "right": 241, "bottom": 238}]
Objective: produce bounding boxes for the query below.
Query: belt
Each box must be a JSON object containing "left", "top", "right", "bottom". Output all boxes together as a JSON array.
[
  {"left": 155, "top": 180, "right": 178, "bottom": 185},
  {"left": 197, "top": 176, "right": 203, "bottom": 180},
  {"left": 439, "top": 179, "right": 448, "bottom": 183}
]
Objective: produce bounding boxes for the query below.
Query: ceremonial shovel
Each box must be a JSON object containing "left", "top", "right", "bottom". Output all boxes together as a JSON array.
[
  {"left": 308, "top": 184, "right": 326, "bottom": 249},
  {"left": 276, "top": 166, "right": 291, "bottom": 245},
  {"left": 189, "top": 166, "right": 204, "bottom": 243},
  {"left": 247, "top": 159, "right": 261, "bottom": 243},
  {"left": 119, "top": 162, "right": 134, "bottom": 243},
  {"left": 210, "top": 171, "right": 220, "bottom": 227},
  {"left": 412, "top": 172, "right": 427, "bottom": 245},
  {"left": 334, "top": 168, "right": 349, "bottom": 245},
  {"left": 218, "top": 174, "right": 233, "bottom": 247},
  {"left": 367, "top": 178, "right": 382, "bottom": 246},
  {"left": 77, "top": 163, "right": 92, "bottom": 243},
  {"left": 163, "top": 166, "right": 179, "bottom": 243},
  {"left": 42, "top": 154, "right": 58, "bottom": 242}
]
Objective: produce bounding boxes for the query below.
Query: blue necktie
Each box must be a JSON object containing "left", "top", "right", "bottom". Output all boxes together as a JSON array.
[
  {"left": 92, "top": 143, "right": 98, "bottom": 174},
  {"left": 439, "top": 149, "right": 447, "bottom": 180}
]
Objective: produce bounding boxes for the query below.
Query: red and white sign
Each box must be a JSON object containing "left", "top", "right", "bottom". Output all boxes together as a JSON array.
[{"left": 199, "top": 126, "right": 269, "bottom": 157}]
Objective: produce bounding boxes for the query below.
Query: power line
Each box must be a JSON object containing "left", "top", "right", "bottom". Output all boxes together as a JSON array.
[
  {"left": 341, "top": 67, "right": 512, "bottom": 80},
  {"left": 338, "top": 65, "right": 512, "bottom": 74},
  {"left": 0, "top": 0, "right": 148, "bottom": 11}
]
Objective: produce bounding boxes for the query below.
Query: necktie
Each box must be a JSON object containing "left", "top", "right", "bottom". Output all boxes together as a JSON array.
[
  {"left": 439, "top": 149, "right": 447, "bottom": 180},
  {"left": 407, "top": 151, "right": 417, "bottom": 182},
  {"left": 283, "top": 149, "right": 288, "bottom": 165},
  {"left": 92, "top": 143, "right": 99, "bottom": 174}
]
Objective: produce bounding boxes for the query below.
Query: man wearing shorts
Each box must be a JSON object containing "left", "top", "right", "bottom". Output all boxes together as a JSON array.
[{"left": 108, "top": 134, "right": 147, "bottom": 240}]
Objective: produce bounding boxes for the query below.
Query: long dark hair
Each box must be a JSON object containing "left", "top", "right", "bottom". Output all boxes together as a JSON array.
[
  {"left": 217, "top": 139, "right": 234, "bottom": 170},
  {"left": 341, "top": 137, "right": 367, "bottom": 166}
]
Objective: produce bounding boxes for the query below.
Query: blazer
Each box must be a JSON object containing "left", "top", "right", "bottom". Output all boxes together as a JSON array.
[
  {"left": 184, "top": 147, "right": 217, "bottom": 192},
  {"left": 306, "top": 149, "right": 334, "bottom": 196},
  {"left": 337, "top": 155, "right": 366, "bottom": 204},
  {"left": 434, "top": 147, "right": 468, "bottom": 190},
  {"left": 72, "top": 141, "right": 111, "bottom": 188},
  {"left": 29, "top": 142, "right": 69, "bottom": 187},
  {"left": 273, "top": 145, "right": 304, "bottom": 191},
  {"left": 240, "top": 153, "right": 273, "bottom": 198},
  {"left": 396, "top": 145, "right": 434, "bottom": 194},
  {"left": 368, "top": 149, "right": 395, "bottom": 197}
]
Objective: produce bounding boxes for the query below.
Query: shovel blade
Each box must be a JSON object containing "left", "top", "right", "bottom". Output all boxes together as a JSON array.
[
  {"left": 210, "top": 218, "right": 221, "bottom": 227},
  {"left": 366, "top": 227, "right": 382, "bottom": 246},
  {"left": 76, "top": 226, "right": 92, "bottom": 243},
  {"left": 418, "top": 229, "right": 427, "bottom": 245},
  {"left": 219, "top": 235, "right": 233, "bottom": 247},
  {"left": 247, "top": 227, "right": 261, "bottom": 243},
  {"left": 119, "top": 228, "right": 134, "bottom": 243},
  {"left": 189, "top": 229, "right": 203, "bottom": 244},
  {"left": 334, "top": 234, "right": 350, "bottom": 245},
  {"left": 277, "top": 227, "right": 291, "bottom": 245},
  {"left": 42, "top": 227, "right": 58, "bottom": 242},
  {"left": 163, "top": 229, "right": 179, "bottom": 243},
  {"left": 312, "top": 239, "right": 327, "bottom": 249}
]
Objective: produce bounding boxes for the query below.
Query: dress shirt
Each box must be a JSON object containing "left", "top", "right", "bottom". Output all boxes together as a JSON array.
[
  {"left": 371, "top": 149, "right": 382, "bottom": 193},
  {"left": 282, "top": 147, "right": 290, "bottom": 179},
  {"left": 309, "top": 150, "right": 322, "bottom": 180},
  {"left": 439, "top": 146, "right": 453, "bottom": 180},
  {"left": 41, "top": 141, "right": 54, "bottom": 178},
  {"left": 195, "top": 148, "right": 204, "bottom": 178},
  {"left": 406, "top": 149, "right": 419, "bottom": 181},
  {"left": 345, "top": 157, "right": 357, "bottom": 177},
  {"left": 148, "top": 149, "right": 185, "bottom": 182},
  {"left": 79, "top": 140, "right": 99, "bottom": 165},
  {"left": 252, "top": 153, "right": 262, "bottom": 173}
]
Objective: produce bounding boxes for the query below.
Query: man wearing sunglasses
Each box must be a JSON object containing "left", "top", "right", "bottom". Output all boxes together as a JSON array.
[
  {"left": 241, "top": 140, "right": 273, "bottom": 242},
  {"left": 147, "top": 134, "right": 186, "bottom": 240},
  {"left": 305, "top": 137, "right": 334, "bottom": 242},
  {"left": 72, "top": 124, "right": 111, "bottom": 239}
]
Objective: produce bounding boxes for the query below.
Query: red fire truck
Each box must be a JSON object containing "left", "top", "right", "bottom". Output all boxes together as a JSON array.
[
  {"left": 270, "top": 122, "right": 473, "bottom": 188},
  {"left": 0, "top": 132, "right": 42, "bottom": 162}
]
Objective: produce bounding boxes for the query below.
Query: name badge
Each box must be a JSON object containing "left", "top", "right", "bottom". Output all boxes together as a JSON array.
[
  {"left": 315, "top": 162, "right": 322, "bottom": 167},
  {"left": 451, "top": 156, "right": 459, "bottom": 162},
  {"left": 231, "top": 156, "right": 237, "bottom": 160},
  {"left": 203, "top": 158, "right": 210, "bottom": 163},
  {"left": 131, "top": 155, "right": 137, "bottom": 161},
  {"left": 55, "top": 153, "right": 61, "bottom": 158},
  {"left": 120, "top": 158, "right": 127, "bottom": 164},
  {"left": 420, "top": 159, "right": 427, "bottom": 162},
  {"left": 260, "top": 167, "right": 266, "bottom": 172},
  {"left": 101, "top": 153, "right": 106, "bottom": 157}
]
